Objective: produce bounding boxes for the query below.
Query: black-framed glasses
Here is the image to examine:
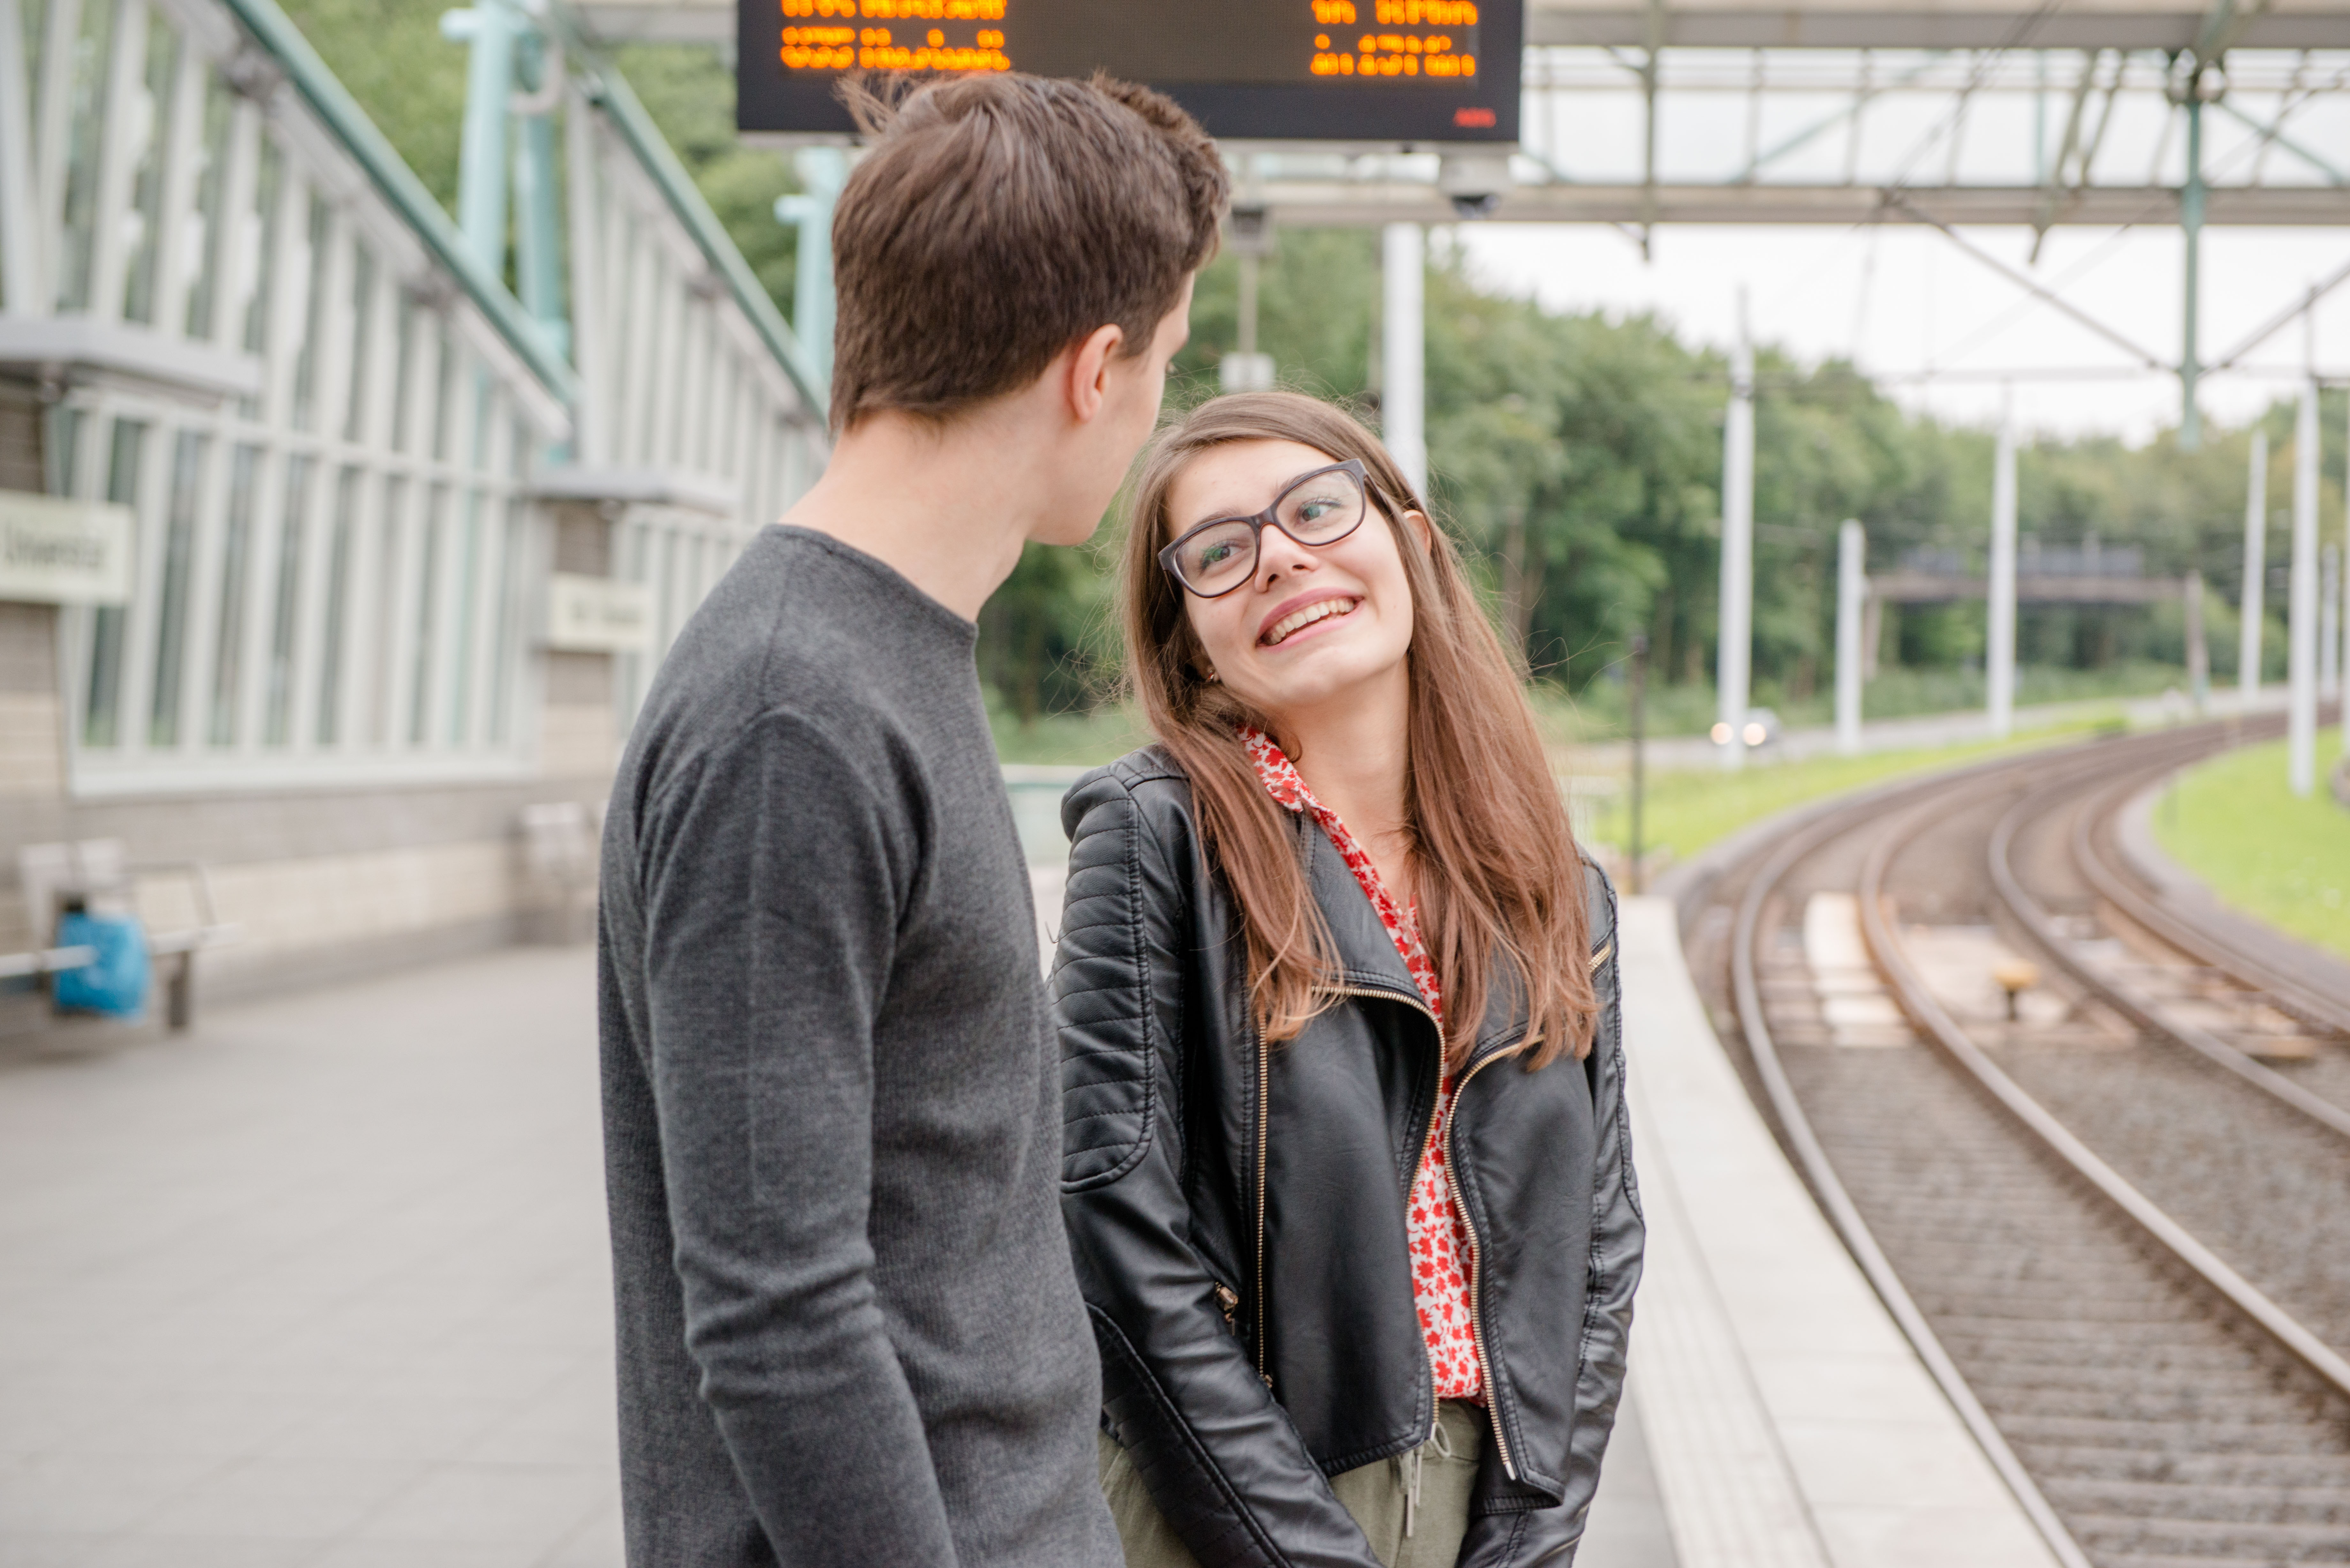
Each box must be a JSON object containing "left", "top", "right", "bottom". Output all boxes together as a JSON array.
[{"left": 1156, "top": 459, "right": 1374, "bottom": 599}]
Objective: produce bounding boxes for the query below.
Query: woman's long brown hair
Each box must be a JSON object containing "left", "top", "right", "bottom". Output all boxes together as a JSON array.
[{"left": 1120, "top": 391, "right": 1596, "bottom": 1070}]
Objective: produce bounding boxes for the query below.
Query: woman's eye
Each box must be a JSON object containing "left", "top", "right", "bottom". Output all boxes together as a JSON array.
[
  {"left": 1196, "top": 541, "right": 1235, "bottom": 567},
  {"left": 1299, "top": 499, "right": 1335, "bottom": 522}
]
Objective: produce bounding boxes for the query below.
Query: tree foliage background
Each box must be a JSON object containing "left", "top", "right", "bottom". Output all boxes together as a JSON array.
[{"left": 271, "top": 13, "right": 2350, "bottom": 736}]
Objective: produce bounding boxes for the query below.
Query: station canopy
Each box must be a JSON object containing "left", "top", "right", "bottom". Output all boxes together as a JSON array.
[{"left": 582, "top": 0, "right": 2349, "bottom": 233}]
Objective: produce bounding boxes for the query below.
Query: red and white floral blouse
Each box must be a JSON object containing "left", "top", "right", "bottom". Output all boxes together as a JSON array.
[{"left": 1241, "top": 726, "right": 1485, "bottom": 1404}]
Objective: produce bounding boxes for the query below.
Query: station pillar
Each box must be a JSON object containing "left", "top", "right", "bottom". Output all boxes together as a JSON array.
[
  {"left": 2323, "top": 546, "right": 2341, "bottom": 701},
  {"left": 442, "top": 0, "right": 526, "bottom": 274},
  {"left": 1716, "top": 301, "right": 1754, "bottom": 771},
  {"left": 1835, "top": 520, "right": 1865, "bottom": 756},
  {"left": 2241, "top": 428, "right": 2268, "bottom": 702},
  {"left": 2185, "top": 569, "right": 2209, "bottom": 711},
  {"left": 2179, "top": 94, "right": 2204, "bottom": 450},
  {"left": 1381, "top": 223, "right": 1427, "bottom": 499},
  {"left": 1986, "top": 404, "right": 2019, "bottom": 739},
  {"left": 775, "top": 148, "right": 846, "bottom": 383},
  {"left": 2289, "top": 379, "right": 2320, "bottom": 795}
]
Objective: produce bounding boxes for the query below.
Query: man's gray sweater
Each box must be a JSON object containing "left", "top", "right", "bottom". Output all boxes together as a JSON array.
[{"left": 598, "top": 525, "right": 1118, "bottom": 1567}]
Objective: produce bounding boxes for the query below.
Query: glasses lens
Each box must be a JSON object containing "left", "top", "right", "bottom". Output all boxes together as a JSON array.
[
  {"left": 1277, "top": 469, "right": 1365, "bottom": 543},
  {"left": 1175, "top": 519, "right": 1258, "bottom": 595}
]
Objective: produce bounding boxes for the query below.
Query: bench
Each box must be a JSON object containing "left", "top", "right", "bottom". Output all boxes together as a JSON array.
[{"left": 13, "top": 841, "right": 241, "bottom": 1031}]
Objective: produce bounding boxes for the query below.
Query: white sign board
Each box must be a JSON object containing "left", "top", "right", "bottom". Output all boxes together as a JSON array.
[
  {"left": 0, "top": 490, "right": 134, "bottom": 606},
  {"left": 546, "top": 572, "right": 654, "bottom": 653}
]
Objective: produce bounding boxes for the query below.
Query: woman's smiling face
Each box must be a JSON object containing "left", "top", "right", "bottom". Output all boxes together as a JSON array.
[{"left": 1169, "top": 439, "right": 1422, "bottom": 723}]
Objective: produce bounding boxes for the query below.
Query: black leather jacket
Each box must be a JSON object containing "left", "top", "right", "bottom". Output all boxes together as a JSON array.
[{"left": 1051, "top": 748, "right": 1643, "bottom": 1568}]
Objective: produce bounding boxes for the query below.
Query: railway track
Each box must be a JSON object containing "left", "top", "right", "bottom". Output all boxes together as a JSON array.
[{"left": 1700, "top": 717, "right": 2350, "bottom": 1568}]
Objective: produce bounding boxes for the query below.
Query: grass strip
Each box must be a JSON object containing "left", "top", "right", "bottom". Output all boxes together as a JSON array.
[
  {"left": 2152, "top": 730, "right": 2350, "bottom": 961},
  {"left": 1579, "top": 718, "right": 2125, "bottom": 873}
]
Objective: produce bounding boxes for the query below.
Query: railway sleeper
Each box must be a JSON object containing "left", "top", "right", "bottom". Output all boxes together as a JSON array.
[{"left": 2052, "top": 1479, "right": 2350, "bottom": 1524}]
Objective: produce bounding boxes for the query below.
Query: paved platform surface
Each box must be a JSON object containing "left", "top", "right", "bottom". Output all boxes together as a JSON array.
[
  {"left": 0, "top": 949, "right": 622, "bottom": 1568},
  {"left": 4, "top": 889, "right": 2025, "bottom": 1568},
  {"left": 1616, "top": 895, "right": 2062, "bottom": 1568}
]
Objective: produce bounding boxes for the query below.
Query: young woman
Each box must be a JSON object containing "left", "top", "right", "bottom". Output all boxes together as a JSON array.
[{"left": 1051, "top": 391, "right": 1643, "bottom": 1568}]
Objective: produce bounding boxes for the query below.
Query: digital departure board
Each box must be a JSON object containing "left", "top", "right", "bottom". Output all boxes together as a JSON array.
[{"left": 736, "top": 0, "right": 1522, "bottom": 145}]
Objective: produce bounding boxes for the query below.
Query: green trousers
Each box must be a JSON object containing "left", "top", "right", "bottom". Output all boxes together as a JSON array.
[{"left": 1097, "top": 1400, "right": 1484, "bottom": 1568}]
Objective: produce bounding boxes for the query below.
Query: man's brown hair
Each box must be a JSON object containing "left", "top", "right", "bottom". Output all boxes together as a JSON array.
[{"left": 828, "top": 73, "right": 1228, "bottom": 433}]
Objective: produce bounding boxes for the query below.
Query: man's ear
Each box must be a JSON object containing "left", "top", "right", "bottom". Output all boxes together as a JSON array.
[{"left": 1064, "top": 323, "right": 1127, "bottom": 425}]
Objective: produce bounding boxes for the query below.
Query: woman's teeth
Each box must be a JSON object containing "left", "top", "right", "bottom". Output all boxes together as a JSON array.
[{"left": 1262, "top": 598, "right": 1359, "bottom": 646}]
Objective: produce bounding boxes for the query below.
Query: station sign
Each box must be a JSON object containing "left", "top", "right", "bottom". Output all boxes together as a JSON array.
[
  {"left": 546, "top": 574, "right": 655, "bottom": 653},
  {"left": 738, "top": 0, "right": 1522, "bottom": 145},
  {"left": 0, "top": 490, "right": 133, "bottom": 606}
]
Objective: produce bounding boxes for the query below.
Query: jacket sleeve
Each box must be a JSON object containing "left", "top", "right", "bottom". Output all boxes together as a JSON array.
[
  {"left": 1053, "top": 767, "right": 1386, "bottom": 1568},
  {"left": 1458, "top": 864, "right": 1644, "bottom": 1568}
]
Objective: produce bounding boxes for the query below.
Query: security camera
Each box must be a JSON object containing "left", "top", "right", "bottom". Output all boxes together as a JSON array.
[{"left": 1436, "top": 152, "right": 1513, "bottom": 220}]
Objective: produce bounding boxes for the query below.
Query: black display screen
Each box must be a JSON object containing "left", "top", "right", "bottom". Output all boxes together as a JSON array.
[{"left": 737, "top": 0, "right": 1521, "bottom": 144}]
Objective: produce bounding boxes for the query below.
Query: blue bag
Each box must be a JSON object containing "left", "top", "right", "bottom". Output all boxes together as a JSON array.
[{"left": 53, "top": 911, "right": 151, "bottom": 1018}]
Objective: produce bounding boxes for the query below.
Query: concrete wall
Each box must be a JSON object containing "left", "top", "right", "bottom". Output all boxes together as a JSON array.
[{"left": 0, "top": 394, "right": 635, "bottom": 1026}]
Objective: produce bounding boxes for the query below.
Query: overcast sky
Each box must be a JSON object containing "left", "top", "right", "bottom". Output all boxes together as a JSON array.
[{"left": 1456, "top": 222, "right": 2350, "bottom": 443}]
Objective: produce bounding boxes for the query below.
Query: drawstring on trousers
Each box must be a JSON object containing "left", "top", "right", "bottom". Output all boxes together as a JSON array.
[{"left": 1398, "top": 1415, "right": 1459, "bottom": 1537}]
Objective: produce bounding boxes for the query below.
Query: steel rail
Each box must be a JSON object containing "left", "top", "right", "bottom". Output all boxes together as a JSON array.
[
  {"left": 2068, "top": 755, "right": 2350, "bottom": 1040},
  {"left": 1857, "top": 793, "right": 2350, "bottom": 1406},
  {"left": 1984, "top": 746, "right": 2350, "bottom": 1142},
  {"left": 1728, "top": 744, "right": 2099, "bottom": 1568}
]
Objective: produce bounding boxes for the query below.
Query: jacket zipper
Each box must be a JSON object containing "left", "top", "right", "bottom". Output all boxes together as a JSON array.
[
  {"left": 1257, "top": 942, "right": 1612, "bottom": 1468},
  {"left": 1447, "top": 1044, "right": 1517, "bottom": 1481},
  {"left": 1437, "top": 937, "right": 1609, "bottom": 1479},
  {"left": 1252, "top": 1013, "right": 1272, "bottom": 1385}
]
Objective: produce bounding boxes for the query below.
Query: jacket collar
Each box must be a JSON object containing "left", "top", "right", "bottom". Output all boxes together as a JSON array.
[{"left": 1296, "top": 816, "right": 1530, "bottom": 1063}]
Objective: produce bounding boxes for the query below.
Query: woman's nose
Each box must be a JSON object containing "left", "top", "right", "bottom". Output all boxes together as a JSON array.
[{"left": 1255, "top": 527, "right": 1318, "bottom": 588}]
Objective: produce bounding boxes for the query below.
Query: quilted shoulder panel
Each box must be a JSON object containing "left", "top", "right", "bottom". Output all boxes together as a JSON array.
[{"left": 1053, "top": 766, "right": 1166, "bottom": 1191}]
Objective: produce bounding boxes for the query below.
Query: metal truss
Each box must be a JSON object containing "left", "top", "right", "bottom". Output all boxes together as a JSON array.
[{"left": 1243, "top": 45, "right": 2350, "bottom": 229}]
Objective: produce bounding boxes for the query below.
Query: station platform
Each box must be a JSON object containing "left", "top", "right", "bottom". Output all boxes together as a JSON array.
[{"left": 0, "top": 891, "right": 2063, "bottom": 1567}]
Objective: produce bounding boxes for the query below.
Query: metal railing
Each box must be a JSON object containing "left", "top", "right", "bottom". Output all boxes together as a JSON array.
[{"left": 0, "top": 0, "right": 828, "bottom": 793}]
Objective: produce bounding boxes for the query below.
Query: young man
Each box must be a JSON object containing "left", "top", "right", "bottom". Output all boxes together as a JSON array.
[{"left": 597, "top": 73, "right": 1227, "bottom": 1568}]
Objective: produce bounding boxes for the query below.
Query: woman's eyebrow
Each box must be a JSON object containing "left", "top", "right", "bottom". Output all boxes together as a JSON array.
[{"left": 1183, "top": 467, "right": 1330, "bottom": 529}]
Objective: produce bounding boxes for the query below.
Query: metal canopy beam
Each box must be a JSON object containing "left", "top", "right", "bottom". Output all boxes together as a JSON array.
[
  {"left": 1525, "top": 2, "right": 2350, "bottom": 51},
  {"left": 1262, "top": 181, "right": 2350, "bottom": 226},
  {"left": 578, "top": 0, "right": 2350, "bottom": 51}
]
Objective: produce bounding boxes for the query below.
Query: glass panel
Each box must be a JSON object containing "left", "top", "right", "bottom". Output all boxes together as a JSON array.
[
  {"left": 81, "top": 418, "right": 145, "bottom": 746},
  {"left": 466, "top": 378, "right": 489, "bottom": 473},
  {"left": 315, "top": 465, "right": 359, "bottom": 744},
  {"left": 289, "top": 191, "right": 329, "bottom": 430},
  {"left": 616, "top": 522, "right": 646, "bottom": 724},
  {"left": 342, "top": 244, "right": 374, "bottom": 442},
  {"left": 148, "top": 430, "right": 206, "bottom": 746},
  {"left": 262, "top": 454, "right": 309, "bottom": 744},
  {"left": 446, "top": 488, "right": 482, "bottom": 743},
  {"left": 46, "top": 404, "right": 83, "bottom": 494},
  {"left": 20, "top": 0, "right": 45, "bottom": 128},
  {"left": 655, "top": 528, "right": 677, "bottom": 648},
  {"left": 239, "top": 135, "right": 282, "bottom": 356},
  {"left": 509, "top": 415, "right": 529, "bottom": 480},
  {"left": 370, "top": 474, "right": 404, "bottom": 743},
  {"left": 180, "top": 69, "right": 231, "bottom": 338},
  {"left": 118, "top": 7, "right": 175, "bottom": 324},
  {"left": 609, "top": 233, "right": 637, "bottom": 419},
  {"left": 389, "top": 291, "right": 416, "bottom": 451},
  {"left": 207, "top": 444, "right": 258, "bottom": 745},
  {"left": 488, "top": 495, "right": 523, "bottom": 743},
  {"left": 407, "top": 483, "right": 443, "bottom": 745},
  {"left": 53, "top": 0, "right": 116, "bottom": 312},
  {"left": 432, "top": 323, "right": 458, "bottom": 462}
]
